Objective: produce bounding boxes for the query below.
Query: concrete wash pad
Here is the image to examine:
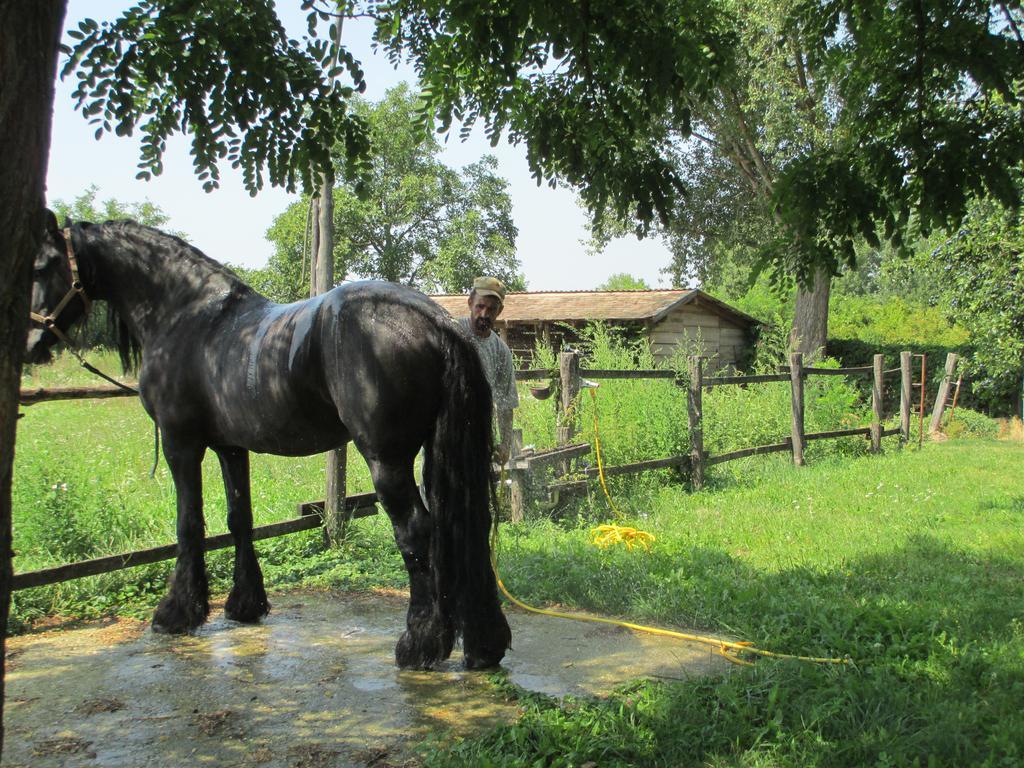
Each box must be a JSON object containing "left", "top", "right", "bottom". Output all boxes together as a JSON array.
[{"left": 3, "top": 590, "right": 730, "bottom": 767}]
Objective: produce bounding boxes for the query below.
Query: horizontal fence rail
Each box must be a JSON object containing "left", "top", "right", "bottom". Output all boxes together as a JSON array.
[
  {"left": 703, "top": 373, "right": 790, "bottom": 386},
  {"left": 19, "top": 385, "right": 138, "bottom": 405},
  {"left": 549, "top": 454, "right": 692, "bottom": 494},
  {"left": 705, "top": 440, "right": 792, "bottom": 467},
  {"left": 12, "top": 493, "right": 379, "bottom": 591}
]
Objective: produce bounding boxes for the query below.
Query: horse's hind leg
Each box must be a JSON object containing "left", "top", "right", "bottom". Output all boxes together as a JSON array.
[
  {"left": 152, "top": 437, "right": 210, "bottom": 634},
  {"left": 367, "top": 456, "right": 454, "bottom": 669},
  {"left": 214, "top": 446, "right": 270, "bottom": 623}
]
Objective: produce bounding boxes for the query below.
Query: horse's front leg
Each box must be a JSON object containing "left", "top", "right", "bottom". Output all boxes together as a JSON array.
[
  {"left": 152, "top": 436, "right": 210, "bottom": 634},
  {"left": 367, "top": 456, "right": 454, "bottom": 669},
  {"left": 213, "top": 446, "right": 270, "bottom": 623}
]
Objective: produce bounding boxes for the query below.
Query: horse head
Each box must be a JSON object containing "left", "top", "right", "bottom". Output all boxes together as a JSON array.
[{"left": 25, "top": 211, "right": 91, "bottom": 365}]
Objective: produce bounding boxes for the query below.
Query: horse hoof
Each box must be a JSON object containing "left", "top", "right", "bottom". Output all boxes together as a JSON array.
[
  {"left": 225, "top": 590, "right": 270, "bottom": 623},
  {"left": 152, "top": 595, "right": 208, "bottom": 634},
  {"left": 463, "top": 648, "right": 506, "bottom": 671},
  {"left": 395, "top": 630, "right": 447, "bottom": 670},
  {"left": 461, "top": 612, "right": 512, "bottom": 671}
]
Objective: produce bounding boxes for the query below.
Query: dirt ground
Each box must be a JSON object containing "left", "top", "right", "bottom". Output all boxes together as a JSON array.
[{"left": 3, "top": 590, "right": 729, "bottom": 768}]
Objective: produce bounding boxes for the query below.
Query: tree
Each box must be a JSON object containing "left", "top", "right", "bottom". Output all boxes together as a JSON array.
[
  {"left": 0, "top": 1, "right": 67, "bottom": 753},
  {"left": 251, "top": 85, "right": 524, "bottom": 302},
  {"left": 50, "top": 185, "right": 175, "bottom": 232},
  {"left": 929, "top": 200, "right": 1024, "bottom": 413},
  {"left": 596, "top": 273, "right": 651, "bottom": 291},
  {"left": 588, "top": 0, "right": 837, "bottom": 354},
  {"left": 586, "top": 0, "right": 1024, "bottom": 357}
]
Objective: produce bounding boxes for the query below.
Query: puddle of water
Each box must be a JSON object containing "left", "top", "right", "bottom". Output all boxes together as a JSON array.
[{"left": 2, "top": 589, "right": 729, "bottom": 767}]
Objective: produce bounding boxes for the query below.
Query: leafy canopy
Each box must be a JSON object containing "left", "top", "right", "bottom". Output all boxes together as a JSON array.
[
  {"left": 372, "top": 0, "right": 736, "bottom": 229},
  {"left": 63, "top": 0, "right": 1024, "bottom": 284},
  {"left": 64, "top": 0, "right": 371, "bottom": 195},
  {"left": 64, "top": 0, "right": 736, "bottom": 224},
  {"left": 50, "top": 185, "right": 179, "bottom": 235},
  {"left": 588, "top": 0, "right": 1024, "bottom": 287},
  {"left": 248, "top": 84, "right": 523, "bottom": 302},
  {"left": 595, "top": 273, "right": 651, "bottom": 291},
  {"left": 774, "top": 0, "right": 1024, "bottom": 276}
]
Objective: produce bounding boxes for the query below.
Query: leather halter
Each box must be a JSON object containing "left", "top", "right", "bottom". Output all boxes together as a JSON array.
[{"left": 29, "top": 227, "right": 92, "bottom": 347}]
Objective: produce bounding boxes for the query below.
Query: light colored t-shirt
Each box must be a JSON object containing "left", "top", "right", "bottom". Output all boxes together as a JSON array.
[{"left": 459, "top": 317, "right": 519, "bottom": 414}]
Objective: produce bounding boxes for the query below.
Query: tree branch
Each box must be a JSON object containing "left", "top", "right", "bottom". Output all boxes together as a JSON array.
[
  {"left": 791, "top": 40, "right": 819, "bottom": 130},
  {"left": 1000, "top": 2, "right": 1024, "bottom": 46},
  {"left": 691, "top": 130, "right": 721, "bottom": 148},
  {"left": 721, "top": 85, "right": 776, "bottom": 196}
]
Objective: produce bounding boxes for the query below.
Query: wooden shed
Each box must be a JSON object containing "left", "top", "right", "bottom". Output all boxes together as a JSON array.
[{"left": 430, "top": 289, "right": 760, "bottom": 371}]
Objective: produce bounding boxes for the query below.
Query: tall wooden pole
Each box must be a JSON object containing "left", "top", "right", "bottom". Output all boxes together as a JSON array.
[
  {"left": 899, "top": 351, "right": 912, "bottom": 445},
  {"left": 688, "top": 356, "right": 705, "bottom": 490},
  {"left": 918, "top": 355, "right": 927, "bottom": 449},
  {"left": 789, "top": 352, "right": 805, "bottom": 466},
  {"left": 308, "top": 196, "right": 320, "bottom": 298},
  {"left": 314, "top": 9, "right": 346, "bottom": 544},
  {"left": 928, "top": 352, "right": 959, "bottom": 435},
  {"left": 870, "top": 353, "right": 884, "bottom": 453},
  {"left": 557, "top": 350, "right": 581, "bottom": 476}
]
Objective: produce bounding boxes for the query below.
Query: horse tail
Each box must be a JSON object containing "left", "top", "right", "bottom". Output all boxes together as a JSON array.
[{"left": 423, "top": 325, "right": 511, "bottom": 668}]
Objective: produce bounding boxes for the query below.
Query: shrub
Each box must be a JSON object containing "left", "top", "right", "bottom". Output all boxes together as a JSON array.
[{"left": 944, "top": 408, "right": 999, "bottom": 439}]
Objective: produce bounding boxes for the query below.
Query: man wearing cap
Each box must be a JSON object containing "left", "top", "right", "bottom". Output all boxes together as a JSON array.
[{"left": 461, "top": 276, "right": 519, "bottom": 464}]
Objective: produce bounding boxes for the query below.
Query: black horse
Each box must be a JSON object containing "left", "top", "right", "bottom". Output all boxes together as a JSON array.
[{"left": 25, "top": 212, "right": 511, "bottom": 670}]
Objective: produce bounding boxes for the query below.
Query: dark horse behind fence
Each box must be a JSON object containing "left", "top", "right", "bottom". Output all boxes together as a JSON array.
[{"left": 24, "top": 212, "right": 511, "bottom": 670}]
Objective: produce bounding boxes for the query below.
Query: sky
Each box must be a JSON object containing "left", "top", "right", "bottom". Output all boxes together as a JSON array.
[{"left": 46, "top": 1, "right": 676, "bottom": 292}]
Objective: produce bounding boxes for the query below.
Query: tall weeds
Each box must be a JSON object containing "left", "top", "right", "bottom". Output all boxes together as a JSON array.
[{"left": 516, "top": 323, "right": 874, "bottom": 508}]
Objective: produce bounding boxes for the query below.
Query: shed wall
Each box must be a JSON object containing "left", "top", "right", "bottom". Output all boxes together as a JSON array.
[{"left": 649, "top": 304, "right": 751, "bottom": 370}]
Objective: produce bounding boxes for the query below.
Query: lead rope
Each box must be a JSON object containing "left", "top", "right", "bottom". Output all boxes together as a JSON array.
[{"left": 53, "top": 338, "right": 159, "bottom": 478}]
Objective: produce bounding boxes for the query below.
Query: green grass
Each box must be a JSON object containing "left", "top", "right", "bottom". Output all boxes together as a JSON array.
[{"left": 439, "top": 441, "right": 1024, "bottom": 767}]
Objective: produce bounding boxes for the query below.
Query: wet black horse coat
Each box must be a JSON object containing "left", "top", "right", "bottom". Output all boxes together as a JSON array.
[{"left": 25, "top": 214, "right": 511, "bottom": 670}]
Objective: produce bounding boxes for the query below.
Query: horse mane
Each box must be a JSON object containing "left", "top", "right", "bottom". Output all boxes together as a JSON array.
[
  {"left": 84, "top": 219, "right": 256, "bottom": 374},
  {"left": 107, "top": 303, "right": 142, "bottom": 374}
]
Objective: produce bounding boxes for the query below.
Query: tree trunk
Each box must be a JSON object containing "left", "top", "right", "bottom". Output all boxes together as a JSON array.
[
  {"left": 0, "top": 0, "right": 68, "bottom": 751},
  {"left": 310, "top": 171, "right": 347, "bottom": 543},
  {"left": 790, "top": 267, "right": 831, "bottom": 360}
]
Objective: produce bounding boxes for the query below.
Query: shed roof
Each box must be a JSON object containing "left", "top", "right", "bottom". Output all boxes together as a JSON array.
[{"left": 430, "top": 289, "right": 760, "bottom": 326}]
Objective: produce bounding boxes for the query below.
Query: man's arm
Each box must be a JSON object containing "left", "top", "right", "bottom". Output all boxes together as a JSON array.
[{"left": 494, "top": 340, "right": 519, "bottom": 464}]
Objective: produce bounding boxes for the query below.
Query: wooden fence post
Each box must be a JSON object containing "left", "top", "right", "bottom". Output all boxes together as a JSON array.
[
  {"left": 789, "top": 352, "right": 805, "bottom": 466},
  {"left": 899, "top": 351, "right": 912, "bottom": 445},
  {"left": 870, "top": 353, "right": 884, "bottom": 453},
  {"left": 929, "top": 352, "right": 960, "bottom": 434},
  {"left": 557, "top": 350, "right": 581, "bottom": 475},
  {"left": 508, "top": 429, "right": 526, "bottom": 523},
  {"left": 688, "top": 356, "right": 705, "bottom": 490},
  {"left": 324, "top": 447, "right": 348, "bottom": 543}
]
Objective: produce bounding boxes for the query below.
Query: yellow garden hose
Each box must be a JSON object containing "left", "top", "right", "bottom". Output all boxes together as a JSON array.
[
  {"left": 490, "top": 525, "right": 848, "bottom": 666},
  {"left": 491, "top": 388, "right": 849, "bottom": 667},
  {"left": 587, "top": 388, "right": 657, "bottom": 551}
]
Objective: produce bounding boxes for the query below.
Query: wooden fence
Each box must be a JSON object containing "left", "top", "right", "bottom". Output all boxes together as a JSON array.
[
  {"left": 14, "top": 348, "right": 935, "bottom": 588},
  {"left": 505, "top": 350, "right": 927, "bottom": 518}
]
